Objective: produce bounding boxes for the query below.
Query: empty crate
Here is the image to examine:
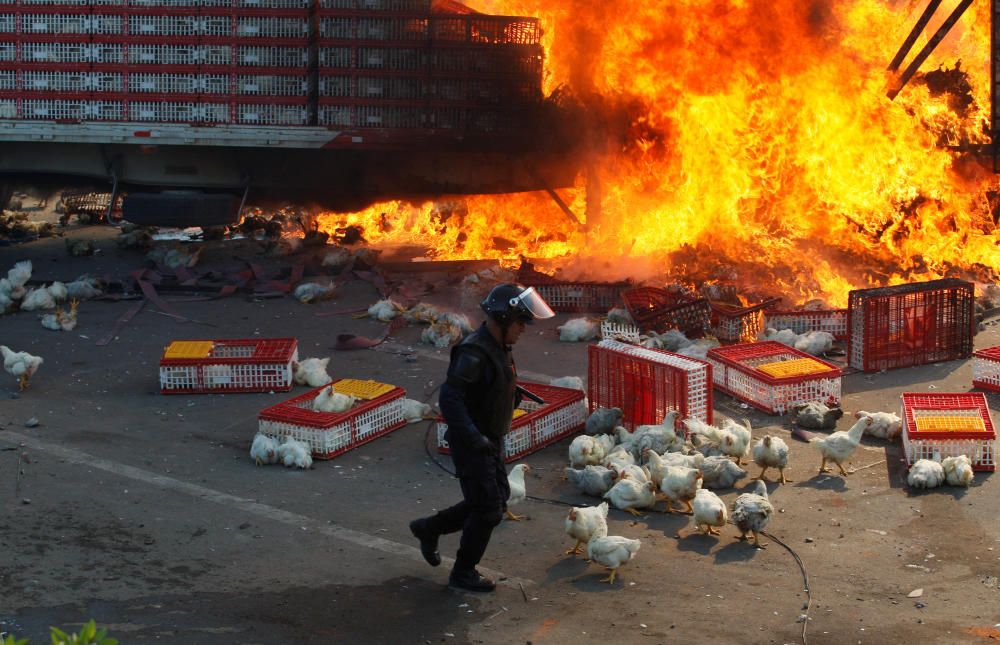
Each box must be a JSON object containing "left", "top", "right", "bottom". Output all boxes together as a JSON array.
[
  {"left": 159, "top": 338, "right": 297, "bottom": 394},
  {"left": 901, "top": 392, "right": 996, "bottom": 471},
  {"left": 258, "top": 378, "right": 406, "bottom": 459},
  {"left": 437, "top": 381, "right": 587, "bottom": 463},
  {"left": 705, "top": 341, "right": 841, "bottom": 414},
  {"left": 973, "top": 346, "right": 1000, "bottom": 393},
  {"left": 517, "top": 267, "right": 631, "bottom": 313},
  {"left": 588, "top": 339, "right": 713, "bottom": 431},
  {"left": 709, "top": 299, "right": 777, "bottom": 343},
  {"left": 765, "top": 308, "right": 848, "bottom": 340},
  {"left": 848, "top": 279, "right": 975, "bottom": 372},
  {"left": 621, "top": 286, "right": 711, "bottom": 336}
]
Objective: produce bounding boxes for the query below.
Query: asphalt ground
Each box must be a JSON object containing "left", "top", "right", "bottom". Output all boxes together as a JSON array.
[{"left": 1, "top": 221, "right": 999, "bottom": 645}]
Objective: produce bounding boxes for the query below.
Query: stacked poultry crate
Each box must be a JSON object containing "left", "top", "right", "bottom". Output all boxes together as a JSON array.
[
  {"left": 900, "top": 392, "right": 996, "bottom": 471},
  {"left": 436, "top": 381, "right": 587, "bottom": 463},
  {"left": 315, "top": 0, "right": 542, "bottom": 137},
  {"left": 705, "top": 341, "right": 841, "bottom": 414},
  {"left": 258, "top": 378, "right": 407, "bottom": 459},
  {"left": 1, "top": 0, "right": 313, "bottom": 124},
  {"left": 588, "top": 339, "right": 713, "bottom": 431},
  {"left": 848, "top": 279, "right": 975, "bottom": 372}
]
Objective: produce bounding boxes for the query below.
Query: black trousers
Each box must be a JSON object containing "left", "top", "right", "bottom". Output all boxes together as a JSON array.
[{"left": 428, "top": 438, "right": 509, "bottom": 572}]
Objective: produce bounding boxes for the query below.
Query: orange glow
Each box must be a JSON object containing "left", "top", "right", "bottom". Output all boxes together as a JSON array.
[{"left": 317, "top": 0, "right": 1000, "bottom": 307}]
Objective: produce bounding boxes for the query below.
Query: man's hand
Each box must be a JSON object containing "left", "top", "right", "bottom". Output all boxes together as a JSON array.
[{"left": 469, "top": 433, "right": 495, "bottom": 455}]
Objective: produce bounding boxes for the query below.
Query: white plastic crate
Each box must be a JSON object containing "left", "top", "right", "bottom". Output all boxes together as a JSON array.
[
  {"left": 129, "top": 101, "right": 201, "bottom": 122},
  {"left": 600, "top": 320, "right": 640, "bottom": 343},
  {"left": 128, "top": 73, "right": 227, "bottom": 94},
  {"left": 593, "top": 339, "right": 712, "bottom": 427},
  {"left": 318, "top": 46, "right": 351, "bottom": 68},
  {"left": 160, "top": 338, "right": 297, "bottom": 394},
  {"left": 0, "top": 99, "right": 14, "bottom": 118},
  {"left": 236, "top": 74, "right": 308, "bottom": 96},
  {"left": 705, "top": 341, "right": 841, "bottom": 415},
  {"left": 236, "top": 102, "right": 309, "bottom": 125},
  {"left": 320, "top": 16, "right": 428, "bottom": 41},
  {"left": 0, "top": 14, "right": 14, "bottom": 32},
  {"left": 128, "top": 44, "right": 231, "bottom": 66},
  {"left": 0, "top": 70, "right": 13, "bottom": 90},
  {"left": 129, "top": 15, "right": 200, "bottom": 37},
  {"left": 354, "top": 46, "right": 423, "bottom": 70},
  {"left": 901, "top": 392, "right": 996, "bottom": 471},
  {"left": 258, "top": 381, "right": 406, "bottom": 459},
  {"left": 237, "top": 46, "right": 308, "bottom": 67},
  {"left": 22, "top": 99, "right": 122, "bottom": 120},
  {"left": 973, "top": 347, "right": 1000, "bottom": 393},
  {"left": 356, "top": 75, "right": 422, "bottom": 99},
  {"left": 320, "top": 0, "right": 431, "bottom": 9},
  {"left": 355, "top": 104, "right": 422, "bottom": 127},
  {"left": 0, "top": 42, "right": 12, "bottom": 62},
  {"left": 21, "top": 42, "right": 90, "bottom": 63},
  {"left": 318, "top": 75, "right": 351, "bottom": 97},
  {"left": 436, "top": 382, "right": 587, "bottom": 463},
  {"left": 22, "top": 71, "right": 123, "bottom": 92},
  {"left": 239, "top": 0, "right": 310, "bottom": 7},
  {"left": 318, "top": 103, "right": 350, "bottom": 126},
  {"left": 237, "top": 17, "right": 309, "bottom": 39},
  {"left": 765, "top": 309, "right": 848, "bottom": 340},
  {"left": 19, "top": 14, "right": 91, "bottom": 34}
]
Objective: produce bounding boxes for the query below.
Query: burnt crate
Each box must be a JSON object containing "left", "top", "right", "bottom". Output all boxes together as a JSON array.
[
  {"left": 588, "top": 339, "right": 713, "bottom": 431},
  {"left": 901, "top": 392, "right": 996, "bottom": 471},
  {"left": 848, "top": 279, "right": 975, "bottom": 372},
  {"left": 258, "top": 379, "right": 406, "bottom": 459},
  {"left": 973, "top": 346, "right": 1000, "bottom": 393},
  {"left": 517, "top": 267, "right": 631, "bottom": 313},
  {"left": 621, "top": 287, "right": 711, "bottom": 337},
  {"left": 159, "top": 338, "right": 298, "bottom": 394},
  {"left": 705, "top": 341, "right": 841, "bottom": 414},
  {"left": 765, "top": 308, "right": 848, "bottom": 340},
  {"left": 599, "top": 320, "right": 641, "bottom": 344},
  {"left": 709, "top": 299, "right": 778, "bottom": 343},
  {"left": 437, "top": 381, "right": 587, "bottom": 463}
]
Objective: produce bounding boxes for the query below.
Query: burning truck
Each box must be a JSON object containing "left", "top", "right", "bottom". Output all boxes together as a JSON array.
[{"left": 0, "top": 0, "right": 576, "bottom": 225}]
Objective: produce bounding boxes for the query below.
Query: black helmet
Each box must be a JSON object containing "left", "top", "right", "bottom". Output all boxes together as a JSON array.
[{"left": 481, "top": 283, "right": 555, "bottom": 325}]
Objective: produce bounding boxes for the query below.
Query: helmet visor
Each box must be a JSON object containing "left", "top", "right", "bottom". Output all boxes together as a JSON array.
[{"left": 510, "top": 286, "right": 555, "bottom": 320}]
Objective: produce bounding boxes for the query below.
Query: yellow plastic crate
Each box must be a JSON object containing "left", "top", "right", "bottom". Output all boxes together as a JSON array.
[
  {"left": 163, "top": 340, "right": 214, "bottom": 359},
  {"left": 332, "top": 379, "right": 396, "bottom": 400},
  {"left": 756, "top": 357, "right": 834, "bottom": 378},
  {"left": 913, "top": 415, "right": 986, "bottom": 434}
]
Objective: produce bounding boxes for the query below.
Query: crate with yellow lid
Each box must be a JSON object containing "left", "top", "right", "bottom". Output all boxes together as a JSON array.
[
  {"left": 901, "top": 392, "right": 996, "bottom": 472},
  {"left": 705, "top": 341, "right": 842, "bottom": 415},
  {"left": 159, "top": 338, "right": 298, "bottom": 394},
  {"left": 258, "top": 378, "right": 406, "bottom": 459}
]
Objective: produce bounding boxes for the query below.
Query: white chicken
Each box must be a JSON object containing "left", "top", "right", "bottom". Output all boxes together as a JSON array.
[
  {"left": 403, "top": 301, "right": 440, "bottom": 324},
  {"left": 401, "top": 398, "right": 433, "bottom": 423},
  {"left": 791, "top": 401, "right": 844, "bottom": 430},
  {"left": 675, "top": 338, "right": 721, "bottom": 360},
  {"left": 277, "top": 437, "right": 313, "bottom": 469},
  {"left": 752, "top": 435, "right": 791, "bottom": 483},
  {"left": 907, "top": 458, "right": 945, "bottom": 489},
  {"left": 1, "top": 345, "right": 43, "bottom": 390},
  {"left": 603, "top": 444, "right": 636, "bottom": 471},
  {"left": 617, "top": 463, "right": 651, "bottom": 483},
  {"left": 557, "top": 317, "right": 601, "bottom": 342},
  {"left": 684, "top": 418, "right": 731, "bottom": 457},
  {"left": 312, "top": 386, "right": 356, "bottom": 413},
  {"left": 250, "top": 433, "right": 280, "bottom": 465},
  {"left": 367, "top": 298, "right": 405, "bottom": 321},
  {"left": 292, "top": 357, "right": 332, "bottom": 387},
  {"left": 564, "top": 502, "right": 609, "bottom": 556},
  {"left": 814, "top": 416, "right": 871, "bottom": 476},
  {"left": 293, "top": 282, "right": 337, "bottom": 304},
  {"left": 421, "top": 319, "right": 463, "bottom": 348},
  {"left": 644, "top": 449, "right": 704, "bottom": 488},
  {"left": 690, "top": 489, "right": 728, "bottom": 536},
  {"left": 6, "top": 260, "right": 31, "bottom": 296},
  {"left": 505, "top": 463, "right": 530, "bottom": 521},
  {"left": 321, "top": 247, "right": 353, "bottom": 269},
  {"left": 46, "top": 281, "right": 68, "bottom": 303},
  {"left": 587, "top": 532, "right": 641, "bottom": 584},
  {"left": 763, "top": 327, "right": 800, "bottom": 346},
  {"left": 550, "top": 375, "right": 585, "bottom": 391},
  {"left": 65, "top": 275, "right": 102, "bottom": 301},
  {"left": 855, "top": 410, "right": 902, "bottom": 441},
  {"left": 0, "top": 290, "right": 14, "bottom": 315},
  {"left": 585, "top": 407, "right": 624, "bottom": 435},
  {"left": 568, "top": 435, "right": 607, "bottom": 468},
  {"left": 942, "top": 455, "right": 974, "bottom": 487},
  {"left": 793, "top": 330, "right": 835, "bottom": 356},
  {"left": 640, "top": 329, "right": 692, "bottom": 351},
  {"left": 720, "top": 418, "right": 752, "bottom": 464},
  {"left": 659, "top": 466, "right": 703, "bottom": 514},
  {"left": 19, "top": 287, "right": 56, "bottom": 311},
  {"left": 698, "top": 455, "right": 748, "bottom": 489},
  {"left": 732, "top": 480, "right": 774, "bottom": 548},
  {"left": 564, "top": 465, "right": 619, "bottom": 497},
  {"left": 603, "top": 479, "right": 658, "bottom": 516},
  {"left": 633, "top": 411, "right": 684, "bottom": 455}
]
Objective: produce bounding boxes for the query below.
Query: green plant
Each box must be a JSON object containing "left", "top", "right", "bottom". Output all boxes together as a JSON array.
[
  {"left": 1, "top": 634, "right": 29, "bottom": 645},
  {"left": 49, "top": 621, "right": 117, "bottom": 645}
]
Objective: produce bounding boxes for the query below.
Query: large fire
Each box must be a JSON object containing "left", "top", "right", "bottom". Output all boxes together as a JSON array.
[{"left": 316, "top": 0, "right": 999, "bottom": 307}]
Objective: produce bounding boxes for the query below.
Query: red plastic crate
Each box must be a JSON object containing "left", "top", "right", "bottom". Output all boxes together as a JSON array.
[
  {"left": 705, "top": 341, "right": 841, "bottom": 414},
  {"left": 709, "top": 298, "right": 779, "bottom": 343},
  {"left": 159, "top": 338, "right": 297, "bottom": 394},
  {"left": 258, "top": 379, "right": 406, "bottom": 459},
  {"left": 973, "top": 346, "right": 1000, "bottom": 393},
  {"left": 765, "top": 308, "right": 848, "bottom": 340},
  {"left": 848, "top": 279, "right": 975, "bottom": 372},
  {"left": 621, "top": 286, "right": 711, "bottom": 336},
  {"left": 588, "top": 339, "right": 713, "bottom": 432},
  {"left": 436, "top": 381, "right": 587, "bottom": 463},
  {"left": 517, "top": 267, "right": 631, "bottom": 313},
  {"left": 901, "top": 392, "right": 996, "bottom": 471}
]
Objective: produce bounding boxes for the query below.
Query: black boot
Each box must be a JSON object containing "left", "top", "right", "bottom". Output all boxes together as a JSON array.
[
  {"left": 409, "top": 518, "right": 441, "bottom": 567},
  {"left": 448, "top": 568, "right": 496, "bottom": 593}
]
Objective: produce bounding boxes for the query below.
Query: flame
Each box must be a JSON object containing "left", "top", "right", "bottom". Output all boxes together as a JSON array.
[{"left": 317, "top": 0, "right": 1000, "bottom": 307}]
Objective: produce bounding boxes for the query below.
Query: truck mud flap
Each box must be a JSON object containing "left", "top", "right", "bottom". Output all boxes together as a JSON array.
[{"left": 122, "top": 192, "right": 241, "bottom": 228}]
